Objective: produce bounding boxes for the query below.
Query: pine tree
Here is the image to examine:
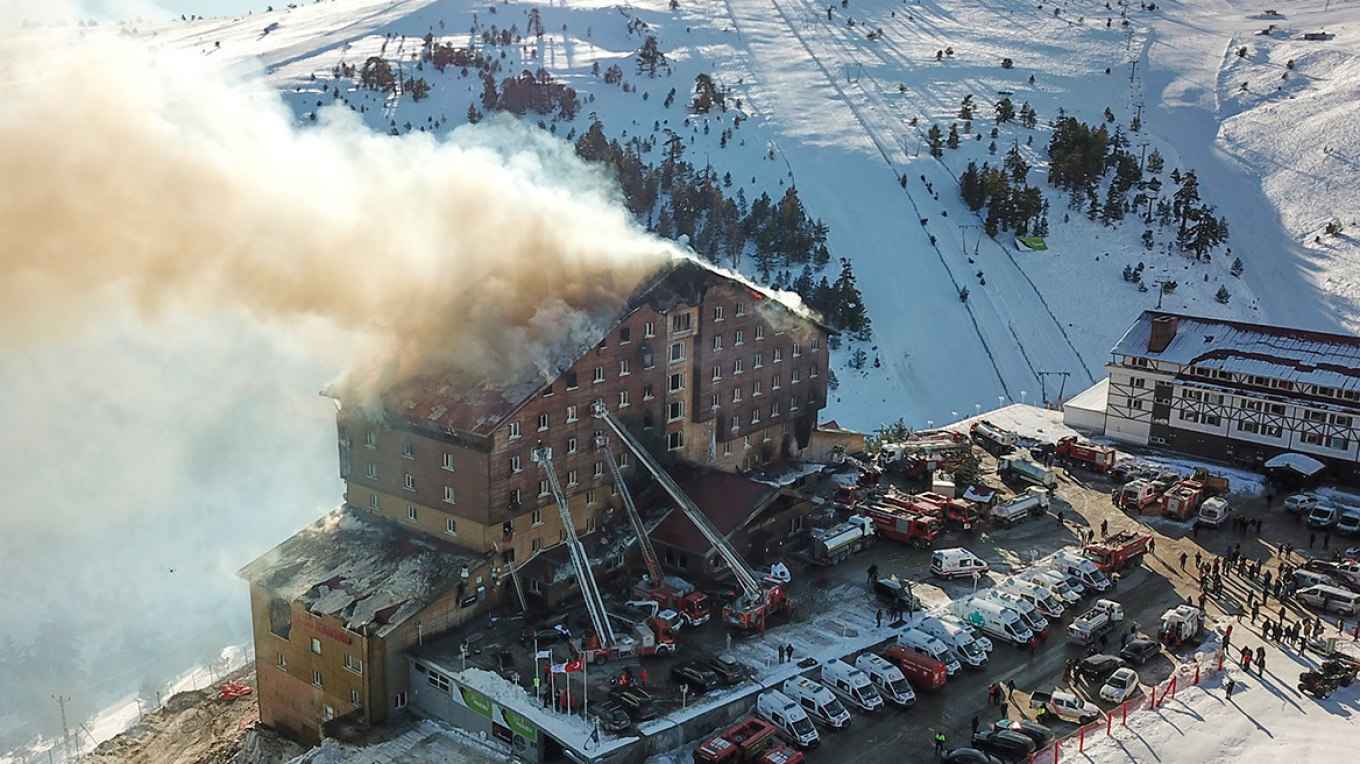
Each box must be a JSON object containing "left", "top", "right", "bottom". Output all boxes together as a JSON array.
[
  {"left": 959, "top": 161, "right": 986, "bottom": 210},
  {"left": 1172, "top": 170, "right": 1201, "bottom": 238},
  {"left": 995, "top": 97, "right": 1015, "bottom": 124},
  {"left": 959, "top": 94, "right": 975, "bottom": 120},
  {"left": 927, "top": 124, "right": 944, "bottom": 157},
  {"left": 947, "top": 123, "right": 960, "bottom": 149}
]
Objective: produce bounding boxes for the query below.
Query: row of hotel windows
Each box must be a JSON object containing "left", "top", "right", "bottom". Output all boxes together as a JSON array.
[
  {"left": 1127, "top": 363, "right": 1360, "bottom": 403},
  {"left": 364, "top": 492, "right": 603, "bottom": 536},
  {"left": 1124, "top": 388, "right": 1356, "bottom": 428},
  {"left": 360, "top": 432, "right": 458, "bottom": 469},
  {"left": 1171, "top": 410, "right": 1351, "bottom": 450}
]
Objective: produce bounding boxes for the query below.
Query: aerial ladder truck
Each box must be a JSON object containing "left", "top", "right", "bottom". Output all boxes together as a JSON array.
[
  {"left": 597, "top": 435, "right": 712, "bottom": 627},
  {"left": 593, "top": 403, "right": 791, "bottom": 632},
  {"left": 533, "top": 444, "right": 674, "bottom": 664}
]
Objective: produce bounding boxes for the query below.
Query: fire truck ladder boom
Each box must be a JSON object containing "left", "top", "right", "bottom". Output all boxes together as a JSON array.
[
  {"left": 597, "top": 435, "right": 664, "bottom": 588},
  {"left": 592, "top": 403, "right": 764, "bottom": 601},
  {"left": 532, "top": 443, "right": 615, "bottom": 647}
]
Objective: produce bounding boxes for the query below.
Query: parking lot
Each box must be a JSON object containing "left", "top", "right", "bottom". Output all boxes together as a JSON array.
[{"left": 440, "top": 447, "right": 1357, "bottom": 763}]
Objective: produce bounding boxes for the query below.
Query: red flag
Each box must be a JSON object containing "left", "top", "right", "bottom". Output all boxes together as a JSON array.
[{"left": 564, "top": 659, "right": 584, "bottom": 673}]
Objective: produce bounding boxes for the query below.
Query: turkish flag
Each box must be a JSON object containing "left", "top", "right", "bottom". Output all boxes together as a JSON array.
[{"left": 564, "top": 659, "right": 584, "bottom": 673}]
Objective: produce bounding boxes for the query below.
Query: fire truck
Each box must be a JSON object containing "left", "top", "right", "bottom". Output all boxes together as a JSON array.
[
  {"left": 862, "top": 503, "right": 942, "bottom": 548},
  {"left": 1083, "top": 531, "right": 1152, "bottom": 572},
  {"left": 1055, "top": 436, "right": 1117, "bottom": 472},
  {"left": 886, "top": 491, "right": 982, "bottom": 530},
  {"left": 594, "top": 404, "right": 791, "bottom": 632}
]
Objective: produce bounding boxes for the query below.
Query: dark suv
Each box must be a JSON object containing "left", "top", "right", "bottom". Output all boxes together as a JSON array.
[
  {"left": 698, "top": 653, "right": 747, "bottom": 686},
  {"left": 1075, "top": 654, "right": 1127, "bottom": 684},
  {"left": 587, "top": 701, "right": 632, "bottom": 732},
  {"left": 608, "top": 687, "right": 659, "bottom": 720},
  {"left": 873, "top": 577, "right": 921, "bottom": 612},
  {"left": 670, "top": 661, "right": 721, "bottom": 694}
]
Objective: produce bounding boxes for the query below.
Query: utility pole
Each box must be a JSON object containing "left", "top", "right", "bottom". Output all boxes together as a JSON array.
[
  {"left": 1129, "top": 59, "right": 1138, "bottom": 84},
  {"left": 53, "top": 695, "right": 72, "bottom": 761}
]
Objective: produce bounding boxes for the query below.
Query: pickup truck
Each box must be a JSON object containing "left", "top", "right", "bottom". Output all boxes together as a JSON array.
[
  {"left": 1028, "top": 690, "right": 1101, "bottom": 724},
  {"left": 1065, "top": 599, "right": 1125, "bottom": 646}
]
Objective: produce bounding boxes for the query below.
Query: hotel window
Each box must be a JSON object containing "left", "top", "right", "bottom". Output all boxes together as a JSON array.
[
  {"left": 446, "top": 518, "right": 457, "bottom": 535},
  {"left": 1237, "top": 421, "right": 1259, "bottom": 434},
  {"left": 620, "top": 327, "right": 631, "bottom": 344},
  {"left": 1333, "top": 414, "right": 1353, "bottom": 427},
  {"left": 1203, "top": 415, "right": 1221, "bottom": 427},
  {"left": 509, "top": 422, "right": 521, "bottom": 439},
  {"left": 733, "top": 359, "right": 744, "bottom": 375},
  {"left": 619, "top": 452, "right": 629, "bottom": 468},
  {"left": 723, "top": 442, "right": 732, "bottom": 456},
  {"left": 793, "top": 344, "right": 802, "bottom": 357},
  {"left": 669, "top": 373, "right": 685, "bottom": 393},
  {"left": 538, "top": 480, "right": 550, "bottom": 497},
  {"left": 402, "top": 441, "right": 414, "bottom": 459},
  {"left": 735, "top": 330, "right": 745, "bottom": 346},
  {"left": 565, "top": 371, "right": 579, "bottom": 389},
  {"left": 567, "top": 437, "right": 578, "bottom": 454},
  {"left": 811, "top": 337, "right": 820, "bottom": 350},
  {"left": 351, "top": 690, "right": 362, "bottom": 706},
  {"left": 751, "top": 408, "right": 761, "bottom": 424},
  {"left": 790, "top": 397, "right": 800, "bottom": 412},
  {"left": 312, "top": 671, "right": 323, "bottom": 688},
  {"left": 1330, "top": 437, "right": 1350, "bottom": 450},
  {"left": 395, "top": 692, "right": 408, "bottom": 709},
  {"left": 772, "top": 375, "right": 781, "bottom": 390},
  {"left": 644, "top": 321, "right": 655, "bottom": 338},
  {"left": 365, "top": 462, "right": 377, "bottom": 479},
  {"left": 713, "top": 365, "right": 723, "bottom": 381},
  {"left": 345, "top": 655, "right": 363, "bottom": 675},
  {"left": 1128, "top": 399, "right": 1143, "bottom": 410},
  {"left": 1130, "top": 377, "right": 1146, "bottom": 388},
  {"left": 669, "top": 400, "right": 685, "bottom": 421},
  {"left": 510, "top": 455, "right": 522, "bottom": 473},
  {"left": 1301, "top": 432, "right": 1323, "bottom": 446},
  {"left": 311, "top": 638, "right": 322, "bottom": 655},
  {"left": 672, "top": 313, "right": 692, "bottom": 333},
  {"left": 670, "top": 343, "right": 685, "bottom": 362},
  {"left": 365, "top": 431, "right": 377, "bottom": 449},
  {"left": 753, "top": 381, "right": 763, "bottom": 397},
  {"left": 731, "top": 415, "right": 741, "bottom": 431},
  {"left": 713, "top": 335, "right": 723, "bottom": 352},
  {"left": 1179, "top": 411, "right": 1200, "bottom": 423},
  {"left": 403, "top": 474, "right": 415, "bottom": 491},
  {"left": 711, "top": 394, "right": 721, "bottom": 410},
  {"left": 587, "top": 489, "right": 598, "bottom": 505},
  {"left": 732, "top": 387, "right": 743, "bottom": 403},
  {"left": 567, "top": 469, "right": 579, "bottom": 487},
  {"left": 532, "top": 508, "right": 544, "bottom": 525},
  {"left": 619, "top": 359, "right": 631, "bottom": 376},
  {"left": 566, "top": 405, "right": 578, "bottom": 422},
  {"left": 1264, "top": 425, "right": 1282, "bottom": 437},
  {"left": 369, "top": 493, "right": 380, "bottom": 510},
  {"left": 643, "top": 383, "right": 655, "bottom": 400},
  {"left": 593, "top": 366, "right": 605, "bottom": 383},
  {"left": 754, "top": 325, "right": 764, "bottom": 341},
  {"left": 791, "top": 368, "right": 801, "bottom": 384},
  {"left": 277, "top": 653, "right": 287, "bottom": 669},
  {"left": 537, "top": 413, "right": 549, "bottom": 431},
  {"left": 713, "top": 306, "right": 724, "bottom": 322},
  {"left": 753, "top": 352, "right": 763, "bottom": 369},
  {"left": 619, "top": 390, "right": 631, "bottom": 408},
  {"left": 444, "top": 486, "right": 456, "bottom": 504},
  {"left": 509, "top": 488, "right": 521, "bottom": 507},
  {"left": 594, "top": 461, "right": 604, "bottom": 478},
  {"left": 736, "top": 301, "right": 746, "bottom": 316},
  {"left": 668, "top": 431, "right": 685, "bottom": 450},
  {"left": 771, "top": 402, "right": 780, "bottom": 418},
  {"left": 442, "top": 452, "right": 455, "bottom": 471}
]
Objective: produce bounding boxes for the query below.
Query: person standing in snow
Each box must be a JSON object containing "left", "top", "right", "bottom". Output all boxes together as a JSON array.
[
  {"left": 1225, "top": 676, "right": 1236, "bottom": 698},
  {"left": 1255, "top": 647, "right": 1265, "bottom": 677}
]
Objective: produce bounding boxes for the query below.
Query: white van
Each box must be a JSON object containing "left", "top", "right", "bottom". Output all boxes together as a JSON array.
[
  {"left": 820, "top": 659, "right": 884, "bottom": 712},
  {"left": 853, "top": 653, "right": 916, "bottom": 707},
  {"left": 931, "top": 547, "right": 990, "bottom": 580},
  {"left": 1296, "top": 584, "right": 1360, "bottom": 616},
  {"left": 980, "top": 589, "right": 1049, "bottom": 636},
  {"left": 1051, "top": 550, "right": 1111, "bottom": 591},
  {"left": 916, "top": 617, "right": 988, "bottom": 668},
  {"left": 1196, "top": 497, "right": 1233, "bottom": 527},
  {"left": 1022, "top": 569, "right": 1082, "bottom": 605},
  {"left": 756, "top": 689, "right": 821, "bottom": 749},
  {"left": 898, "top": 628, "right": 964, "bottom": 675},
  {"left": 997, "top": 577, "right": 1066, "bottom": 619},
  {"left": 782, "top": 676, "right": 852, "bottom": 729},
  {"left": 1308, "top": 504, "right": 1341, "bottom": 529},
  {"left": 948, "top": 597, "right": 1033, "bottom": 646},
  {"left": 936, "top": 612, "right": 993, "bottom": 652},
  {"left": 1336, "top": 509, "right": 1360, "bottom": 537}
]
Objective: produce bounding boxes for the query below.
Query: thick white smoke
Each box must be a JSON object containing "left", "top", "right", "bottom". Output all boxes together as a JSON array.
[{"left": 0, "top": 31, "right": 674, "bottom": 403}]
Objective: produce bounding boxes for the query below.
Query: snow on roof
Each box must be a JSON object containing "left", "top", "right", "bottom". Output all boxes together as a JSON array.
[
  {"left": 238, "top": 506, "right": 481, "bottom": 638},
  {"left": 1113, "top": 311, "right": 1360, "bottom": 392},
  {"left": 1263, "top": 452, "right": 1326, "bottom": 476},
  {"left": 947, "top": 404, "right": 1083, "bottom": 445},
  {"left": 1065, "top": 378, "right": 1109, "bottom": 413}
]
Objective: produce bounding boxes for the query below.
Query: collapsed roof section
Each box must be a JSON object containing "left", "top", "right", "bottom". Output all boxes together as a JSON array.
[{"left": 238, "top": 506, "right": 481, "bottom": 638}]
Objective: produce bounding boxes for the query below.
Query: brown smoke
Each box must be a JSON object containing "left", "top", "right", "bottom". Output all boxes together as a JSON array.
[{"left": 0, "top": 32, "right": 674, "bottom": 402}]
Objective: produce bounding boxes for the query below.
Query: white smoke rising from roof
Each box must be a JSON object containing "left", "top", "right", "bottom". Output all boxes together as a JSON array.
[{"left": 0, "top": 30, "right": 675, "bottom": 402}]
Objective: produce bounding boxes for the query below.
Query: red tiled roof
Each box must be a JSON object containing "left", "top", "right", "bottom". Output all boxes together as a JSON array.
[{"left": 648, "top": 471, "right": 781, "bottom": 556}]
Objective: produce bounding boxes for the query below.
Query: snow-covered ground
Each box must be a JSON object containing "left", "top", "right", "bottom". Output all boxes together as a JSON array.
[{"left": 5, "top": 0, "right": 1360, "bottom": 757}]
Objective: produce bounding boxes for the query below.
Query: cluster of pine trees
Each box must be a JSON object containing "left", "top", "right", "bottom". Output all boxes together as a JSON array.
[
  {"left": 573, "top": 120, "right": 869, "bottom": 338},
  {"left": 958, "top": 147, "right": 1048, "bottom": 237},
  {"left": 480, "top": 69, "right": 579, "bottom": 120}
]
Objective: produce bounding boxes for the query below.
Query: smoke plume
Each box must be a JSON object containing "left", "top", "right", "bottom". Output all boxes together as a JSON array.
[{"left": 0, "top": 32, "right": 675, "bottom": 402}]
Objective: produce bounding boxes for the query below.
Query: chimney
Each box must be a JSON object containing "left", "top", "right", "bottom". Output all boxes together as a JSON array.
[{"left": 1148, "top": 315, "right": 1178, "bottom": 353}]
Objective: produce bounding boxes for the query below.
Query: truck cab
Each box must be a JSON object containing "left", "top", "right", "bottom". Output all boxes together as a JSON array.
[
  {"left": 755, "top": 690, "right": 821, "bottom": 750},
  {"left": 853, "top": 653, "right": 916, "bottom": 706},
  {"left": 781, "top": 676, "right": 852, "bottom": 729},
  {"left": 1052, "top": 550, "right": 1111, "bottom": 591},
  {"left": 819, "top": 659, "right": 884, "bottom": 712}
]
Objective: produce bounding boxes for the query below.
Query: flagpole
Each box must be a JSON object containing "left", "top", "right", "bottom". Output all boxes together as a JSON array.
[
  {"left": 534, "top": 639, "right": 540, "bottom": 701},
  {"left": 583, "top": 657, "right": 588, "bottom": 719}
]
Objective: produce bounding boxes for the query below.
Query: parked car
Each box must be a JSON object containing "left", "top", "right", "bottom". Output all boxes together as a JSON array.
[
  {"left": 970, "top": 729, "right": 1036, "bottom": 762},
  {"left": 873, "top": 577, "right": 922, "bottom": 611},
  {"left": 520, "top": 623, "right": 570, "bottom": 645},
  {"left": 991, "top": 719, "right": 1055, "bottom": 749},
  {"left": 587, "top": 701, "right": 632, "bottom": 733},
  {"left": 1075, "top": 654, "right": 1127, "bottom": 684},
  {"left": 1285, "top": 493, "right": 1322, "bottom": 515},
  {"left": 671, "top": 661, "right": 721, "bottom": 694},
  {"left": 1120, "top": 638, "right": 1160, "bottom": 666},
  {"left": 609, "top": 687, "right": 658, "bottom": 720},
  {"left": 942, "top": 749, "right": 1005, "bottom": 764},
  {"left": 698, "top": 653, "right": 747, "bottom": 686},
  {"left": 1099, "top": 667, "right": 1141, "bottom": 703}
]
